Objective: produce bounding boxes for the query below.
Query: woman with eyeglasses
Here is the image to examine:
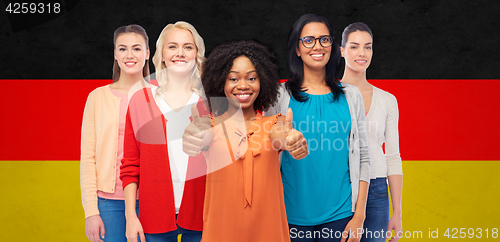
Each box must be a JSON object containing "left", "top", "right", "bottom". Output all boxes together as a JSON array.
[
  {"left": 265, "top": 14, "right": 370, "bottom": 242},
  {"left": 340, "top": 22, "right": 402, "bottom": 242}
]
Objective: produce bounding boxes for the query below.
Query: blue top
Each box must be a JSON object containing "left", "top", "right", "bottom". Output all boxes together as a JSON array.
[{"left": 281, "top": 92, "right": 353, "bottom": 226}]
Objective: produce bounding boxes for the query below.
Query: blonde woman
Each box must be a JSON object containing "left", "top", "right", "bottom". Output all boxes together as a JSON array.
[
  {"left": 120, "top": 21, "right": 207, "bottom": 242},
  {"left": 81, "top": 24, "right": 150, "bottom": 242}
]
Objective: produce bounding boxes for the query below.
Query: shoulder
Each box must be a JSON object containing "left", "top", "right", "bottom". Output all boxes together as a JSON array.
[
  {"left": 341, "top": 82, "right": 362, "bottom": 101},
  {"left": 278, "top": 82, "right": 289, "bottom": 96},
  {"left": 341, "top": 82, "right": 360, "bottom": 95},
  {"left": 128, "top": 87, "right": 154, "bottom": 108},
  {"left": 340, "top": 82, "right": 355, "bottom": 90},
  {"left": 130, "top": 86, "right": 153, "bottom": 99},
  {"left": 275, "top": 82, "right": 291, "bottom": 106},
  {"left": 196, "top": 95, "right": 210, "bottom": 117},
  {"left": 85, "top": 85, "right": 113, "bottom": 106},
  {"left": 88, "top": 84, "right": 111, "bottom": 97},
  {"left": 373, "top": 86, "right": 398, "bottom": 105},
  {"left": 262, "top": 113, "right": 282, "bottom": 123}
]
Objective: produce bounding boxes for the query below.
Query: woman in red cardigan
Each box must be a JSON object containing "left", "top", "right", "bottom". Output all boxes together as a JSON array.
[{"left": 120, "top": 21, "right": 207, "bottom": 242}]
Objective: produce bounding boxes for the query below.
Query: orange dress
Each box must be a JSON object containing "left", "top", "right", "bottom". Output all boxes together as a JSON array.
[{"left": 201, "top": 112, "right": 290, "bottom": 242}]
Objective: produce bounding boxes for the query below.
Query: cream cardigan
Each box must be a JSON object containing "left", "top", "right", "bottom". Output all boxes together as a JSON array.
[
  {"left": 366, "top": 86, "right": 403, "bottom": 178},
  {"left": 80, "top": 85, "right": 121, "bottom": 218}
]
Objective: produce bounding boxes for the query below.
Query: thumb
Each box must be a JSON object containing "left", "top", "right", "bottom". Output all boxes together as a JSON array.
[
  {"left": 191, "top": 104, "right": 201, "bottom": 126},
  {"left": 140, "top": 231, "right": 146, "bottom": 242},
  {"left": 100, "top": 222, "right": 105, "bottom": 239},
  {"left": 284, "top": 108, "right": 293, "bottom": 132}
]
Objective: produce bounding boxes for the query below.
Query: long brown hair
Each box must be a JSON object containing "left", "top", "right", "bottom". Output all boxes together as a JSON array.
[{"left": 112, "top": 24, "right": 150, "bottom": 83}]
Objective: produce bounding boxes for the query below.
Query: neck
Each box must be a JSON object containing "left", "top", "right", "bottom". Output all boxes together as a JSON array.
[
  {"left": 227, "top": 105, "right": 256, "bottom": 122},
  {"left": 341, "top": 67, "right": 369, "bottom": 88},
  {"left": 165, "top": 72, "right": 192, "bottom": 92},
  {"left": 303, "top": 67, "right": 326, "bottom": 86},
  {"left": 116, "top": 72, "right": 143, "bottom": 89}
]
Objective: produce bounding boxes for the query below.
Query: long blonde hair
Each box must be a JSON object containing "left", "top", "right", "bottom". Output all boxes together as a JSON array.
[{"left": 152, "top": 21, "right": 205, "bottom": 95}]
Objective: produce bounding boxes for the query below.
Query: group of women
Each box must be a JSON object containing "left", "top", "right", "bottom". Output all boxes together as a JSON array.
[{"left": 80, "top": 13, "right": 403, "bottom": 242}]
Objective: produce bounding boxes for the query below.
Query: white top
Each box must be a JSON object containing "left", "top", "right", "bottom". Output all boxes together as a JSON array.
[
  {"left": 365, "top": 86, "right": 403, "bottom": 178},
  {"left": 153, "top": 88, "right": 200, "bottom": 213}
]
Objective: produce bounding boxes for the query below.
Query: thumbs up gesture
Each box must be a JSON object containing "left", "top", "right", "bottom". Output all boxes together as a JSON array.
[
  {"left": 182, "top": 104, "right": 213, "bottom": 156},
  {"left": 284, "top": 108, "right": 308, "bottom": 160}
]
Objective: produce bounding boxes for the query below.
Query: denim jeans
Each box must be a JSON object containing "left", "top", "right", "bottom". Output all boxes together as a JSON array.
[
  {"left": 177, "top": 225, "right": 203, "bottom": 242},
  {"left": 97, "top": 197, "right": 139, "bottom": 242},
  {"left": 361, "top": 178, "right": 390, "bottom": 242},
  {"left": 289, "top": 215, "right": 353, "bottom": 242},
  {"left": 145, "top": 225, "right": 202, "bottom": 242}
]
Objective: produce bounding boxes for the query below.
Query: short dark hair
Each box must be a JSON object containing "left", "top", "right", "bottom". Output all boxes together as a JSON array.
[
  {"left": 341, "top": 22, "right": 373, "bottom": 47},
  {"left": 201, "top": 40, "right": 280, "bottom": 116},
  {"left": 112, "top": 24, "right": 150, "bottom": 83},
  {"left": 286, "top": 13, "right": 343, "bottom": 102}
]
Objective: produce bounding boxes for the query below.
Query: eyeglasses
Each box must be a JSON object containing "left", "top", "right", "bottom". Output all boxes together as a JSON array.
[{"left": 299, "top": 35, "right": 333, "bottom": 48}]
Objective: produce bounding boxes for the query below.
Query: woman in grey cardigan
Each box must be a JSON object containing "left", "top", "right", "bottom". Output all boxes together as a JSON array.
[
  {"left": 340, "top": 22, "right": 403, "bottom": 242},
  {"left": 264, "top": 14, "right": 370, "bottom": 242}
]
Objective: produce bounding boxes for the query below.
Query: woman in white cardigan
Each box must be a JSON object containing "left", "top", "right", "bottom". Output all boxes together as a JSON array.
[{"left": 340, "top": 22, "right": 403, "bottom": 242}]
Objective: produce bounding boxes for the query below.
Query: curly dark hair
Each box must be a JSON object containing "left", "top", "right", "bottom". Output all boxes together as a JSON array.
[{"left": 201, "top": 40, "right": 280, "bottom": 116}]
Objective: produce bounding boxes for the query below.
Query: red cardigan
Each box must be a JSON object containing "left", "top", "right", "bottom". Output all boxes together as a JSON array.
[{"left": 120, "top": 87, "right": 207, "bottom": 233}]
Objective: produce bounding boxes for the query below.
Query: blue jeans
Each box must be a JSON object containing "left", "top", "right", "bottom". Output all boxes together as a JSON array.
[
  {"left": 145, "top": 225, "right": 202, "bottom": 242},
  {"left": 289, "top": 215, "right": 353, "bottom": 242},
  {"left": 361, "top": 178, "right": 390, "bottom": 242},
  {"left": 97, "top": 197, "right": 139, "bottom": 242}
]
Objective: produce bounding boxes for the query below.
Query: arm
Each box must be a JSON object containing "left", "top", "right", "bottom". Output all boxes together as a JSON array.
[
  {"left": 343, "top": 87, "right": 370, "bottom": 242},
  {"left": 385, "top": 94, "right": 403, "bottom": 241},
  {"left": 124, "top": 183, "right": 145, "bottom": 242},
  {"left": 342, "top": 181, "right": 369, "bottom": 242},
  {"left": 354, "top": 86, "right": 371, "bottom": 183},
  {"left": 80, "top": 91, "right": 99, "bottom": 218},
  {"left": 120, "top": 108, "right": 140, "bottom": 189},
  {"left": 269, "top": 109, "right": 308, "bottom": 159},
  {"left": 80, "top": 91, "right": 105, "bottom": 242},
  {"left": 385, "top": 94, "right": 403, "bottom": 176},
  {"left": 387, "top": 175, "right": 403, "bottom": 241},
  {"left": 120, "top": 108, "right": 145, "bottom": 242}
]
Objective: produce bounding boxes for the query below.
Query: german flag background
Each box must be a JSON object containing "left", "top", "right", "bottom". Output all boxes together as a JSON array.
[{"left": 1, "top": 0, "right": 499, "bottom": 241}]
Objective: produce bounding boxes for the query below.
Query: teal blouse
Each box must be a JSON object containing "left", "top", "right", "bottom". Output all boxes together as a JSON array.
[{"left": 281, "top": 92, "right": 353, "bottom": 226}]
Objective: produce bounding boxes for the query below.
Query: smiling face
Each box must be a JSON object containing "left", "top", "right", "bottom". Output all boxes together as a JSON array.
[
  {"left": 224, "top": 56, "right": 260, "bottom": 114},
  {"left": 114, "top": 33, "right": 149, "bottom": 76},
  {"left": 162, "top": 28, "right": 197, "bottom": 68},
  {"left": 341, "top": 30, "right": 373, "bottom": 73},
  {"left": 296, "top": 22, "right": 332, "bottom": 72}
]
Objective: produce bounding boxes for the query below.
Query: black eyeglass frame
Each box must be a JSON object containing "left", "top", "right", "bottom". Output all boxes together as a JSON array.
[{"left": 298, "top": 35, "right": 334, "bottom": 48}]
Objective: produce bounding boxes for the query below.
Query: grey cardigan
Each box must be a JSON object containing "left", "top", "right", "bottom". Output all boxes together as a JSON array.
[{"left": 264, "top": 82, "right": 371, "bottom": 212}]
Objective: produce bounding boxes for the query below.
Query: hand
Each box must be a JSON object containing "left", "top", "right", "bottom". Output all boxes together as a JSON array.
[
  {"left": 284, "top": 108, "right": 308, "bottom": 159},
  {"left": 387, "top": 214, "right": 402, "bottom": 242},
  {"left": 341, "top": 216, "right": 364, "bottom": 242},
  {"left": 126, "top": 216, "right": 146, "bottom": 242},
  {"left": 182, "top": 104, "right": 211, "bottom": 156},
  {"left": 85, "top": 215, "right": 105, "bottom": 242}
]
